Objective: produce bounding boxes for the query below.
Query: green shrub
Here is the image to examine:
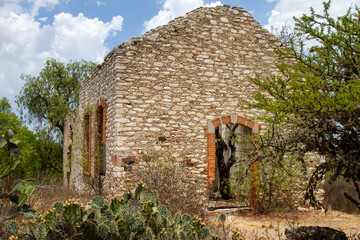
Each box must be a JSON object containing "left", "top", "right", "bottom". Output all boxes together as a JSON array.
[
  {"left": 1, "top": 129, "right": 38, "bottom": 239},
  {"left": 7, "top": 183, "right": 213, "bottom": 240},
  {"left": 249, "top": 154, "right": 307, "bottom": 213}
]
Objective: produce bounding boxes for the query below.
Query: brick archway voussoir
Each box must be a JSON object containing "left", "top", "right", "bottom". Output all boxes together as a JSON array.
[{"left": 207, "top": 114, "right": 259, "bottom": 134}]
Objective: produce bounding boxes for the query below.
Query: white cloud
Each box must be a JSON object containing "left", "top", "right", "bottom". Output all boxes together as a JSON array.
[
  {"left": 50, "top": 13, "right": 123, "bottom": 62},
  {"left": 265, "top": 0, "right": 359, "bottom": 33},
  {"left": 96, "top": 1, "right": 105, "bottom": 6},
  {"left": 143, "top": 0, "right": 222, "bottom": 32},
  {"left": 0, "top": 1, "right": 123, "bottom": 105},
  {"left": 204, "top": 1, "right": 221, "bottom": 7},
  {"left": 30, "top": 0, "right": 59, "bottom": 16}
]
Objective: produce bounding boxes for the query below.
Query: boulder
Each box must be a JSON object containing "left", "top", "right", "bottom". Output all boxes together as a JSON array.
[{"left": 285, "top": 226, "right": 347, "bottom": 240}]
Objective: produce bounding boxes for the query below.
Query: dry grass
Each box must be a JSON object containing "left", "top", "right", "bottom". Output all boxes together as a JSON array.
[
  {"left": 131, "top": 151, "right": 207, "bottom": 217},
  {"left": 4, "top": 181, "right": 360, "bottom": 240},
  {"left": 323, "top": 180, "right": 360, "bottom": 214},
  {"left": 206, "top": 209, "right": 360, "bottom": 239},
  {"left": 28, "top": 183, "right": 94, "bottom": 213}
]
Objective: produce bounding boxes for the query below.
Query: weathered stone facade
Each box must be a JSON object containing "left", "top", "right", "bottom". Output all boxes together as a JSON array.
[{"left": 63, "top": 5, "right": 283, "bottom": 199}]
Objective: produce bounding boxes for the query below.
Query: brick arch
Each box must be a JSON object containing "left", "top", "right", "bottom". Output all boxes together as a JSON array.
[{"left": 206, "top": 114, "right": 260, "bottom": 184}]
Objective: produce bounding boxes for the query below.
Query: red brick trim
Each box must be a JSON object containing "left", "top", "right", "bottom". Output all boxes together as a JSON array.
[
  {"left": 111, "top": 155, "right": 121, "bottom": 166},
  {"left": 237, "top": 116, "right": 246, "bottom": 126},
  {"left": 221, "top": 116, "right": 231, "bottom": 125},
  {"left": 207, "top": 133, "right": 216, "bottom": 183}
]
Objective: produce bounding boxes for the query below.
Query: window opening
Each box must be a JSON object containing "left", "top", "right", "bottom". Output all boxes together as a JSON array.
[
  {"left": 96, "top": 106, "right": 106, "bottom": 176},
  {"left": 83, "top": 113, "right": 91, "bottom": 174},
  {"left": 66, "top": 125, "right": 73, "bottom": 186}
]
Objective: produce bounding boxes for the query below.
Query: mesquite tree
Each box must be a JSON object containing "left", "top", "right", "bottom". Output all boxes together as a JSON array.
[
  {"left": 244, "top": 1, "right": 360, "bottom": 209},
  {"left": 16, "top": 58, "right": 97, "bottom": 136}
]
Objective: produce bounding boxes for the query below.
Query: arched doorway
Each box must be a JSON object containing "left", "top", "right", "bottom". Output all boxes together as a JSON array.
[{"left": 207, "top": 115, "right": 259, "bottom": 201}]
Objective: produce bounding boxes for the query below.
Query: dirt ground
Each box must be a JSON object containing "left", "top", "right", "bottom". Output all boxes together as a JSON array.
[
  {"left": 30, "top": 185, "right": 360, "bottom": 239},
  {"left": 208, "top": 208, "right": 360, "bottom": 239}
]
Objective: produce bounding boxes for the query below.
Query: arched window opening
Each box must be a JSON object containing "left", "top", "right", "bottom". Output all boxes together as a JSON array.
[
  {"left": 66, "top": 125, "right": 73, "bottom": 186},
  {"left": 96, "top": 105, "right": 106, "bottom": 176},
  {"left": 83, "top": 113, "right": 91, "bottom": 174}
]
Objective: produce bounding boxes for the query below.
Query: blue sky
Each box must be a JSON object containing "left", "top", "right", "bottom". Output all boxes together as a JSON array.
[
  {"left": 30, "top": 0, "right": 277, "bottom": 50},
  {"left": 1, "top": 0, "right": 358, "bottom": 108}
]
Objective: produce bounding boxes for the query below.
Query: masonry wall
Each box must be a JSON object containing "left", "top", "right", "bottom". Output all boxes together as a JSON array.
[
  {"left": 64, "top": 5, "right": 283, "bottom": 198},
  {"left": 62, "top": 46, "right": 123, "bottom": 193}
]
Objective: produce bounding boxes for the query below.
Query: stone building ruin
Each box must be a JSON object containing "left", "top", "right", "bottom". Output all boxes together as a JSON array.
[{"left": 63, "top": 5, "right": 283, "bottom": 203}]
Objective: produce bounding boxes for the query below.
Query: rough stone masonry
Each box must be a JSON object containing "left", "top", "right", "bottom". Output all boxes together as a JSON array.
[{"left": 63, "top": 5, "right": 283, "bottom": 201}]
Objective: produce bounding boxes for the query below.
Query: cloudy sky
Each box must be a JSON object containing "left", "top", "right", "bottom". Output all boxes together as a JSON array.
[{"left": 1, "top": 0, "right": 358, "bottom": 109}]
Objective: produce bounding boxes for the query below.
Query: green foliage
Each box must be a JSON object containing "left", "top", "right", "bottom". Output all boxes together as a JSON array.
[
  {"left": 253, "top": 151, "right": 306, "bottom": 212},
  {"left": 31, "top": 128, "right": 63, "bottom": 177},
  {"left": 0, "top": 129, "right": 38, "bottom": 208},
  {"left": 10, "top": 179, "right": 38, "bottom": 207},
  {"left": 0, "top": 98, "right": 11, "bottom": 113},
  {"left": 16, "top": 58, "right": 97, "bottom": 135},
  {"left": 0, "top": 128, "right": 21, "bottom": 179},
  {"left": 0, "top": 129, "right": 38, "bottom": 240},
  {"left": 9, "top": 183, "right": 212, "bottom": 239},
  {"left": 230, "top": 126, "right": 308, "bottom": 213},
  {"left": 6, "top": 221, "right": 18, "bottom": 235},
  {"left": 243, "top": 1, "right": 360, "bottom": 209},
  {"left": 229, "top": 164, "right": 250, "bottom": 202},
  {"left": 0, "top": 98, "right": 60, "bottom": 179},
  {"left": 63, "top": 201, "right": 86, "bottom": 225},
  {"left": 13, "top": 58, "right": 96, "bottom": 179}
]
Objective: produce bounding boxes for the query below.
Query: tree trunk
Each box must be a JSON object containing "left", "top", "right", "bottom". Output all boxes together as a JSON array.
[{"left": 216, "top": 124, "right": 239, "bottom": 200}]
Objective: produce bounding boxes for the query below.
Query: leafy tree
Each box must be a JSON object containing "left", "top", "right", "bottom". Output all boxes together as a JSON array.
[
  {"left": 244, "top": 1, "right": 360, "bottom": 209},
  {"left": 271, "top": 25, "right": 299, "bottom": 47},
  {"left": 0, "top": 98, "right": 61, "bottom": 179},
  {"left": 16, "top": 58, "right": 97, "bottom": 136},
  {"left": 33, "top": 128, "right": 62, "bottom": 176},
  {"left": 0, "top": 98, "right": 11, "bottom": 113},
  {"left": 0, "top": 98, "right": 39, "bottom": 179},
  {"left": 0, "top": 128, "right": 37, "bottom": 240}
]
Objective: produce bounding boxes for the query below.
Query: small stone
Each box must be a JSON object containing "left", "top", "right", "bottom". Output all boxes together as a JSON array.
[
  {"left": 220, "top": 17, "right": 228, "bottom": 23},
  {"left": 118, "top": 118, "right": 130, "bottom": 123},
  {"left": 154, "top": 62, "right": 164, "bottom": 67}
]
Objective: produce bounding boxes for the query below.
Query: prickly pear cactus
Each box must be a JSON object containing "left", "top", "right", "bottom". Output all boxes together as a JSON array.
[
  {"left": 63, "top": 201, "right": 86, "bottom": 225},
  {"left": 109, "top": 197, "right": 122, "bottom": 216},
  {"left": 8, "top": 183, "right": 213, "bottom": 240},
  {"left": 6, "top": 221, "right": 18, "bottom": 236}
]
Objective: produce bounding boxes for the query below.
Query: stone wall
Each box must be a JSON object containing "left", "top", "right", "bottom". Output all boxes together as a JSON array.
[{"left": 64, "top": 5, "right": 283, "bottom": 199}]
